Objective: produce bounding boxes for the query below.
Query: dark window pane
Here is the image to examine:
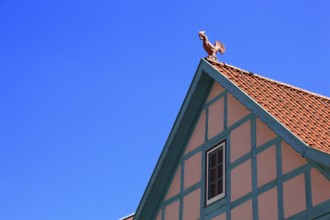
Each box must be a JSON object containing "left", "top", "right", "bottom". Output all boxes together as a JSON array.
[
  {"left": 208, "top": 183, "right": 216, "bottom": 199},
  {"left": 207, "top": 144, "right": 225, "bottom": 202},
  {"left": 217, "top": 179, "right": 223, "bottom": 194},
  {"left": 217, "top": 164, "right": 223, "bottom": 179},
  {"left": 218, "top": 149, "right": 223, "bottom": 163},
  {"left": 210, "top": 168, "right": 216, "bottom": 183},
  {"left": 210, "top": 153, "right": 216, "bottom": 167}
]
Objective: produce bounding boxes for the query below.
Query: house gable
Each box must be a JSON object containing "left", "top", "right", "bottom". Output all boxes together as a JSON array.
[{"left": 134, "top": 59, "right": 330, "bottom": 220}]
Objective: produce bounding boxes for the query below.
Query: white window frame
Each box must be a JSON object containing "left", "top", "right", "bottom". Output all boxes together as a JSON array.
[{"left": 206, "top": 141, "right": 226, "bottom": 206}]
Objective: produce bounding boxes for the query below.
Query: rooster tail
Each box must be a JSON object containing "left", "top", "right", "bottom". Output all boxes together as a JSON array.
[{"left": 215, "top": 41, "right": 226, "bottom": 54}]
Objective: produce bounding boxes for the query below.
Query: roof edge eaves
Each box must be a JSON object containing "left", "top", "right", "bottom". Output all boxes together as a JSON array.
[{"left": 118, "top": 213, "right": 134, "bottom": 220}]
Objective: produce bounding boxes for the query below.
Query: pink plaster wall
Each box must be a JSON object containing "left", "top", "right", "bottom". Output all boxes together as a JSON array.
[
  {"left": 256, "top": 118, "right": 277, "bottom": 147},
  {"left": 227, "top": 93, "right": 250, "bottom": 127},
  {"left": 165, "top": 200, "right": 180, "bottom": 220},
  {"left": 207, "top": 82, "right": 225, "bottom": 102},
  {"left": 230, "top": 120, "right": 251, "bottom": 162},
  {"left": 258, "top": 187, "right": 278, "bottom": 220},
  {"left": 182, "top": 188, "right": 201, "bottom": 220},
  {"left": 281, "top": 141, "right": 306, "bottom": 174},
  {"left": 212, "top": 213, "right": 226, "bottom": 220},
  {"left": 184, "top": 111, "right": 206, "bottom": 154},
  {"left": 311, "top": 168, "right": 330, "bottom": 206},
  {"left": 231, "top": 199, "right": 253, "bottom": 220},
  {"left": 165, "top": 165, "right": 181, "bottom": 200},
  {"left": 257, "top": 145, "right": 277, "bottom": 187},
  {"left": 184, "top": 152, "right": 201, "bottom": 189},
  {"left": 208, "top": 97, "right": 225, "bottom": 139},
  {"left": 283, "top": 174, "right": 306, "bottom": 218},
  {"left": 231, "top": 159, "right": 252, "bottom": 201}
]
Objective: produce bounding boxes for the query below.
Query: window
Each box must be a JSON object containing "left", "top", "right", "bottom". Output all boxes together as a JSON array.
[{"left": 206, "top": 142, "right": 225, "bottom": 205}]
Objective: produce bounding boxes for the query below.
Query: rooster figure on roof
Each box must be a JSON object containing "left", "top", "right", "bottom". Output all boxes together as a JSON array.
[{"left": 199, "top": 31, "right": 225, "bottom": 60}]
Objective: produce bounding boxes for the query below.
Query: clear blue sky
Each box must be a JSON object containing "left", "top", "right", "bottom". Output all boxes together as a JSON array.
[{"left": 0, "top": 1, "right": 329, "bottom": 220}]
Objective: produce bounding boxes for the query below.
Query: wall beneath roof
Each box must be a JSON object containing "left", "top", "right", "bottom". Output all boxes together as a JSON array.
[{"left": 153, "top": 82, "right": 330, "bottom": 220}]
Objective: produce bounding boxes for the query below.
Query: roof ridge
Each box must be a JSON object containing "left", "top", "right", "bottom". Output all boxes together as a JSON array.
[{"left": 205, "top": 58, "right": 330, "bottom": 102}]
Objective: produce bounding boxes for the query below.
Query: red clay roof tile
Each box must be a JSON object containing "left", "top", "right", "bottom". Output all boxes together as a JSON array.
[{"left": 207, "top": 58, "right": 330, "bottom": 154}]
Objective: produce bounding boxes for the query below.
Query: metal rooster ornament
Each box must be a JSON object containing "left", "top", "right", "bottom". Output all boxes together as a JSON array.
[{"left": 199, "top": 31, "right": 225, "bottom": 60}]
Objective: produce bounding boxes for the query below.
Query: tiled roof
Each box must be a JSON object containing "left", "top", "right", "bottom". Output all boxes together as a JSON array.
[{"left": 207, "top": 58, "right": 330, "bottom": 154}]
